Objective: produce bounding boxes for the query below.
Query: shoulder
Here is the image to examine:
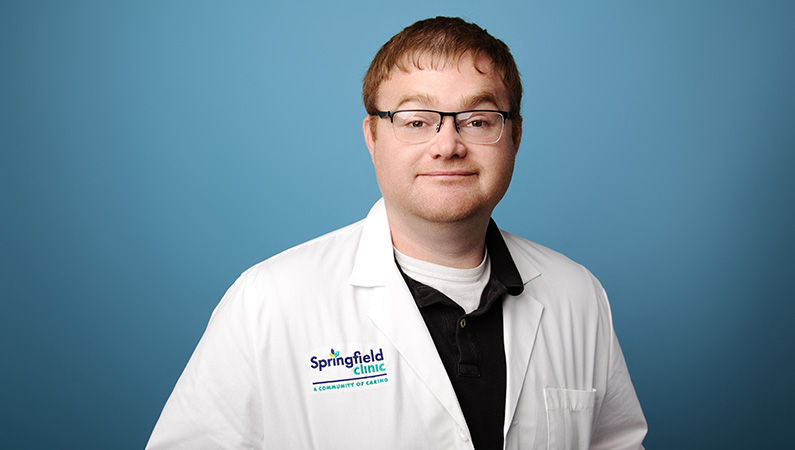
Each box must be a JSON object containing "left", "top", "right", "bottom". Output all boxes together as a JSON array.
[
  {"left": 213, "top": 219, "right": 366, "bottom": 313},
  {"left": 244, "top": 219, "right": 365, "bottom": 289},
  {"left": 501, "top": 230, "right": 596, "bottom": 283},
  {"left": 500, "top": 230, "right": 608, "bottom": 310}
]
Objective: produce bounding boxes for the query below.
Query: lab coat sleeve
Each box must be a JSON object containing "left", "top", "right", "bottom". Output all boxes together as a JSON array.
[
  {"left": 589, "top": 278, "right": 648, "bottom": 450},
  {"left": 146, "top": 271, "right": 265, "bottom": 450}
]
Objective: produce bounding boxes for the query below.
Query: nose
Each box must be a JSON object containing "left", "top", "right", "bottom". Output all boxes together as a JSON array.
[{"left": 430, "top": 116, "right": 467, "bottom": 159}]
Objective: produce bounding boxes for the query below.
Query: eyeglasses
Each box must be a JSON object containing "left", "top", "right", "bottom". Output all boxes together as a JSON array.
[{"left": 373, "top": 109, "right": 513, "bottom": 145}]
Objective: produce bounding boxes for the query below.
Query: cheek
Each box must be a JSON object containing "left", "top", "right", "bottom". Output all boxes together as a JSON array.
[
  {"left": 505, "top": 153, "right": 517, "bottom": 177},
  {"left": 372, "top": 146, "right": 393, "bottom": 172},
  {"left": 486, "top": 153, "right": 517, "bottom": 200},
  {"left": 491, "top": 151, "right": 516, "bottom": 182},
  {"left": 372, "top": 148, "right": 407, "bottom": 191},
  {"left": 373, "top": 141, "right": 417, "bottom": 176}
]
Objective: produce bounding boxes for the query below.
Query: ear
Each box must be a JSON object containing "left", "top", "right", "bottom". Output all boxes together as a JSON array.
[
  {"left": 363, "top": 115, "right": 376, "bottom": 161},
  {"left": 511, "top": 116, "right": 522, "bottom": 154}
]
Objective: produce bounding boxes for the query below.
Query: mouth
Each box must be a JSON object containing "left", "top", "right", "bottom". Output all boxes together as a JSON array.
[{"left": 418, "top": 170, "right": 477, "bottom": 178}]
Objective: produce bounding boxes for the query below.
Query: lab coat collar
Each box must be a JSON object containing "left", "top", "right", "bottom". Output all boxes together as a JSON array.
[
  {"left": 501, "top": 232, "right": 544, "bottom": 436},
  {"left": 348, "top": 198, "right": 394, "bottom": 287}
]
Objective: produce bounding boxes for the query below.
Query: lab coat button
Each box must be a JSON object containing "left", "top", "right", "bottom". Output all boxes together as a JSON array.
[{"left": 456, "top": 425, "right": 469, "bottom": 441}]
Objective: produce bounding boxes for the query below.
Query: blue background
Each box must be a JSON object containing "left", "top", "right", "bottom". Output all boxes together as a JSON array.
[{"left": 2, "top": 1, "right": 793, "bottom": 448}]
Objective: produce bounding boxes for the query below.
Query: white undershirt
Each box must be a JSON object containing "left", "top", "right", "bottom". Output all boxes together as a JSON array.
[{"left": 394, "top": 247, "right": 491, "bottom": 314}]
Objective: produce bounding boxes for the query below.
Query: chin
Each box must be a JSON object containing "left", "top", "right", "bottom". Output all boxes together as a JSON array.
[{"left": 414, "top": 196, "right": 491, "bottom": 224}]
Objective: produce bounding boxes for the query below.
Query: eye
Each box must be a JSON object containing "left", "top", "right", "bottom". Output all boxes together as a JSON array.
[
  {"left": 468, "top": 119, "right": 485, "bottom": 128},
  {"left": 461, "top": 115, "right": 493, "bottom": 129},
  {"left": 394, "top": 112, "right": 436, "bottom": 129}
]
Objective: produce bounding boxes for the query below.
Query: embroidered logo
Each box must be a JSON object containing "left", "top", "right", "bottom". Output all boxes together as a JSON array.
[{"left": 308, "top": 347, "right": 389, "bottom": 393}]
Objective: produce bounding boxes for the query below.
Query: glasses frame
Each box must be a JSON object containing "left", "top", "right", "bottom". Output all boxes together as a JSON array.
[{"left": 374, "top": 109, "right": 513, "bottom": 144}]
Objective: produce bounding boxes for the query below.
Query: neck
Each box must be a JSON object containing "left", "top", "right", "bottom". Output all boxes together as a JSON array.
[{"left": 386, "top": 207, "right": 491, "bottom": 269}]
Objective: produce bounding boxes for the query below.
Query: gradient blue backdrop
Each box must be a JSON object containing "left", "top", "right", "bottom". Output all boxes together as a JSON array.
[{"left": 2, "top": 1, "right": 793, "bottom": 448}]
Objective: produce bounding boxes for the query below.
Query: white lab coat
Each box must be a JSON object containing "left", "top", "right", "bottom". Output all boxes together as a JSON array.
[{"left": 147, "top": 199, "right": 646, "bottom": 450}]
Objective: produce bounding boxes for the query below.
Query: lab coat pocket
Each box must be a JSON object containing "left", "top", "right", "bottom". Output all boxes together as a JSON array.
[{"left": 544, "top": 387, "right": 596, "bottom": 450}]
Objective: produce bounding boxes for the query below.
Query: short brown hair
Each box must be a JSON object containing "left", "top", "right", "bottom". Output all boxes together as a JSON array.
[{"left": 363, "top": 17, "right": 522, "bottom": 128}]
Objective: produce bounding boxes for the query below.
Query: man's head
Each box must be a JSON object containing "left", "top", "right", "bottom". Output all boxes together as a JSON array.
[
  {"left": 363, "top": 16, "right": 522, "bottom": 138},
  {"left": 362, "top": 17, "right": 523, "bottom": 228}
]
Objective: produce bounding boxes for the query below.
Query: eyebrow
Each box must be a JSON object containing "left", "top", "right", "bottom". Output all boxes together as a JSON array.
[
  {"left": 395, "top": 94, "right": 437, "bottom": 109},
  {"left": 393, "top": 91, "right": 504, "bottom": 111},
  {"left": 461, "top": 92, "right": 503, "bottom": 111}
]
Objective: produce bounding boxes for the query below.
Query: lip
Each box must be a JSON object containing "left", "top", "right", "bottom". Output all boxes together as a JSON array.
[{"left": 418, "top": 171, "right": 476, "bottom": 177}]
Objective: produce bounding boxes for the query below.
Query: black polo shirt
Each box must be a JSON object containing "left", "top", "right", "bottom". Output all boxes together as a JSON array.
[{"left": 397, "top": 219, "right": 524, "bottom": 450}]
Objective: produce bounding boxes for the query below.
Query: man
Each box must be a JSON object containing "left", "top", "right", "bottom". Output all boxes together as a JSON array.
[{"left": 147, "top": 17, "right": 646, "bottom": 450}]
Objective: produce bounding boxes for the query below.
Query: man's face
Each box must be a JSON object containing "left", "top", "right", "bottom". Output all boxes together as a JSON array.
[{"left": 363, "top": 54, "right": 521, "bottom": 226}]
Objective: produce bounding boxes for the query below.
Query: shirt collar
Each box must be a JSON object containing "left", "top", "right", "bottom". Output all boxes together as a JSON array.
[
  {"left": 485, "top": 218, "right": 524, "bottom": 296},
  {"left": 398, "top": 218, "right": 524, "bottom": 311}
]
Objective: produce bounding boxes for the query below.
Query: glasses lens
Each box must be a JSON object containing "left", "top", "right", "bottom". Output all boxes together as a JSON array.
[
  {"left": 456, "top": 111, "right": 505, "bottom": 144},
  {"left": 391, "top": 111, "right": 439, "bottom": 143}
]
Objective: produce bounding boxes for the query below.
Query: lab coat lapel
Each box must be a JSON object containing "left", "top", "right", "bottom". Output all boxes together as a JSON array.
[
  {"left": 349, "top": 200, "right": 468, "bottom": 431},
  {"left": 501, "top": 234, "right": 544, "bottom": 432}
]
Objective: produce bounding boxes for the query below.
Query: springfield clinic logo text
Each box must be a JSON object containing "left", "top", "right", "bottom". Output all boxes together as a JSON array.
[{"left": 309, "top": 348, "right": 388, "bottom": 392}]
